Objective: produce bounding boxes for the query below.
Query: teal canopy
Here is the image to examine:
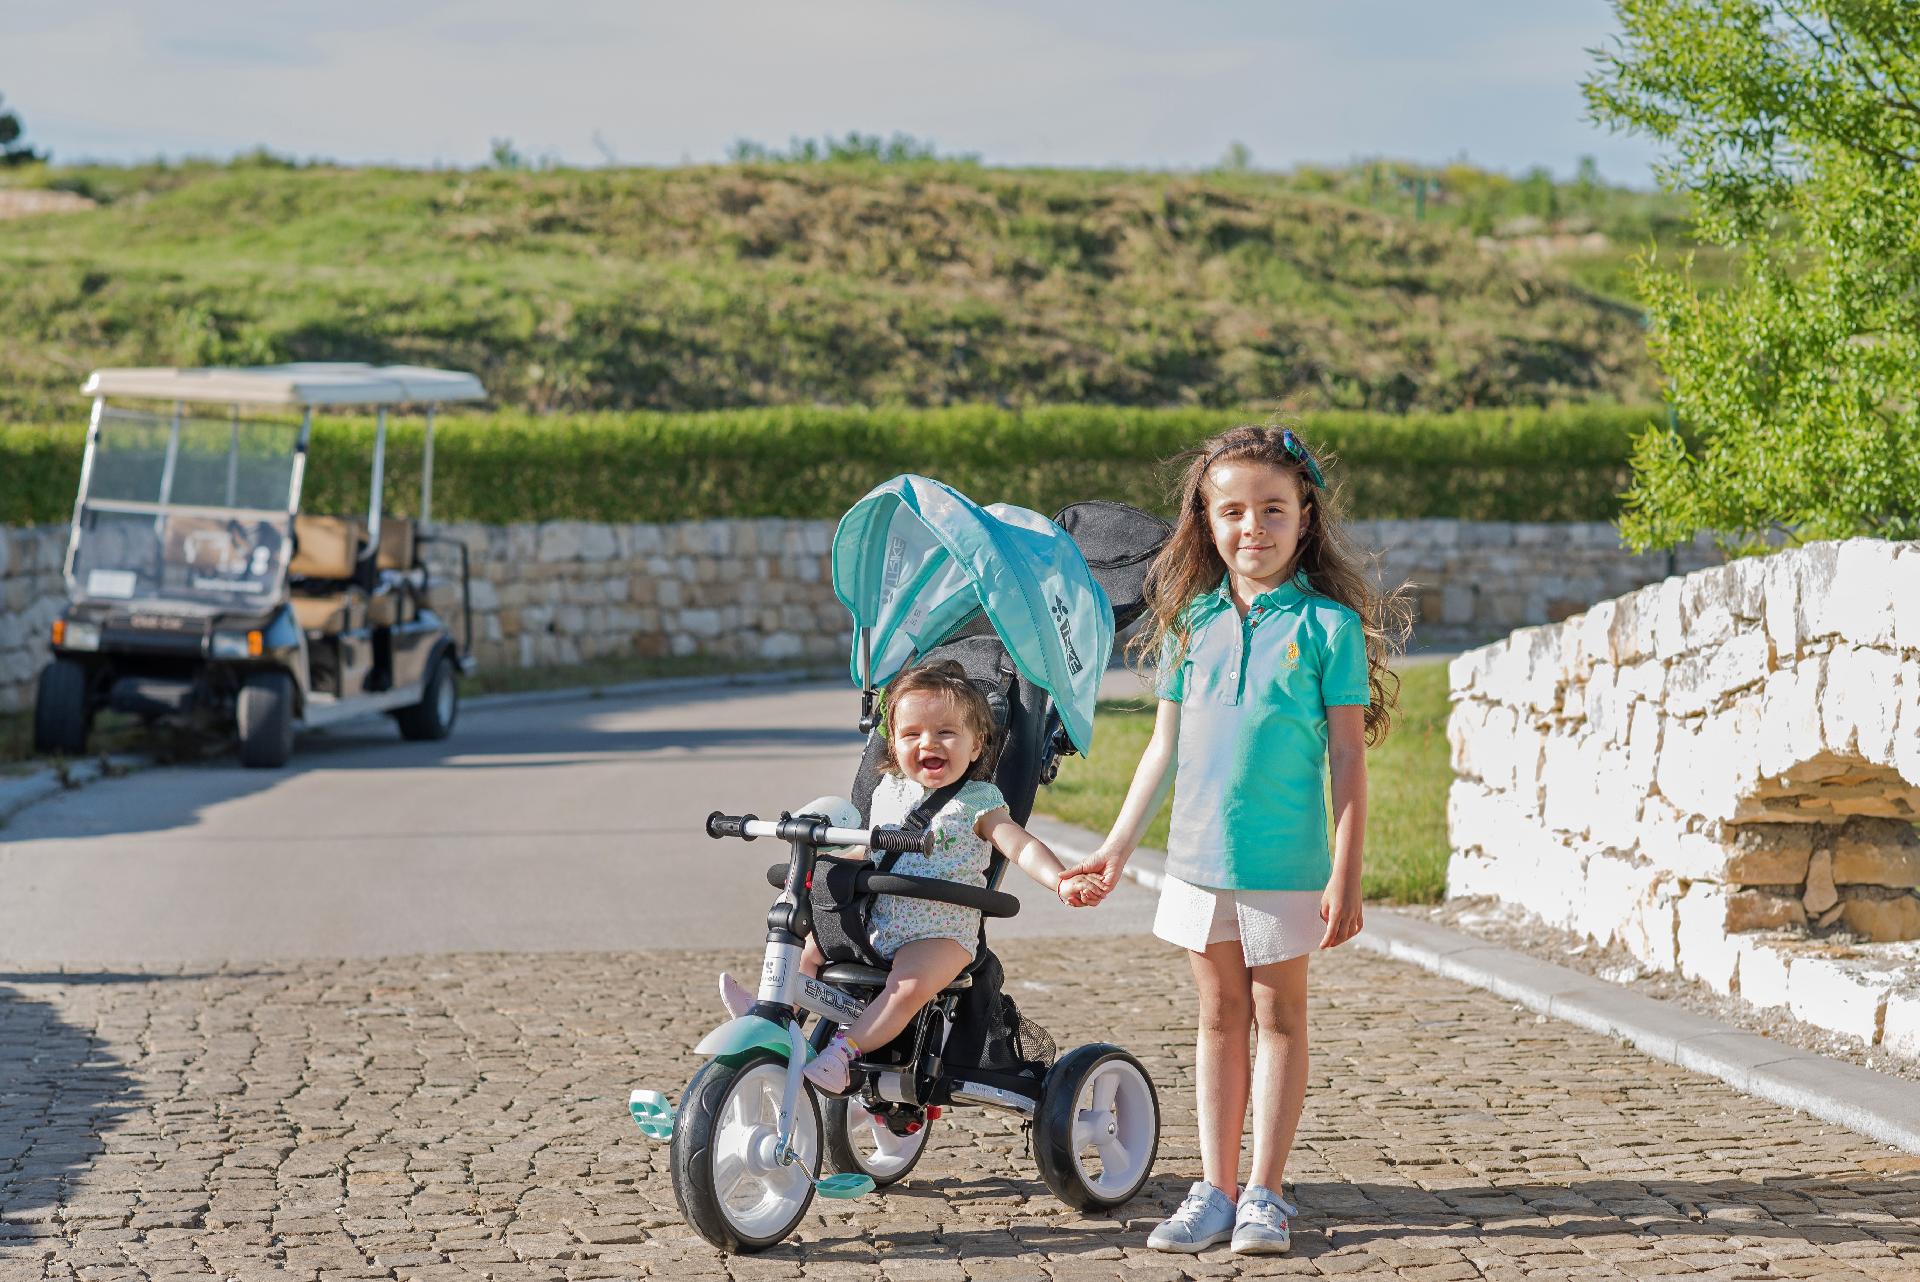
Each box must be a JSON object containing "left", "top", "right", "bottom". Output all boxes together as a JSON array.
[{"left": 832, "top": 475, "right": 1113, "bottom": 754}]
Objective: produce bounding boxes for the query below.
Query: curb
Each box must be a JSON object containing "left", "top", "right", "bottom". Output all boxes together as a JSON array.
[
  {"left": 1022, "top": 815, "right": 1920, "bottom": 1156},
  {"left": 0, "top": 754, "right": 151, "bottom": 829}
]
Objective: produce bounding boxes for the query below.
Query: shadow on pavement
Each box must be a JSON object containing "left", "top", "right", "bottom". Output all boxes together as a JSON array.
[
  {"left": 809, "top": 1171, "right": 1920, "bottom": 1260},
  {"left": 0, "top": 974, "right": 181, "bottom": 1235}
]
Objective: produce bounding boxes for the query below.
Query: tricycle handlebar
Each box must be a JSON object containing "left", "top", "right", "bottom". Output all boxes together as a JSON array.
[{"left": 706, "top": 811, "right": 934, "bottom": 858}]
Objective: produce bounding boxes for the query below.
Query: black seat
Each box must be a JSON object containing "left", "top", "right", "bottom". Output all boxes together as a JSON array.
[{"left": 820, "top": 961, "right": 971, "bottom": 993}]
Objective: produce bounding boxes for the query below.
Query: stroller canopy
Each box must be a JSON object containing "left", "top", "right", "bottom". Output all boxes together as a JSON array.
[{"left": 832, "top": 475, "right": 1113, "bottom": 754}]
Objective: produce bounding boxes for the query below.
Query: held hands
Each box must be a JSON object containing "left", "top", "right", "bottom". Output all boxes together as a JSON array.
[{"left": 1054, "top": 845, "right": 1128, "bottom": 909}]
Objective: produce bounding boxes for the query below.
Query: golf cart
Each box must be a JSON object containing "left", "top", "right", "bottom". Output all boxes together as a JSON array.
[{"left": 35, "top": 363, "right": 484, "bottom": 768}]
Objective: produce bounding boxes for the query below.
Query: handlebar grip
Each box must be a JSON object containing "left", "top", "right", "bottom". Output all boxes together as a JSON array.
[
  {"left": 706, "top": 811, "right": 757, "bottom": 841},
  {"left": 868, "top": 825, "right": 935, "bottom": 857}
]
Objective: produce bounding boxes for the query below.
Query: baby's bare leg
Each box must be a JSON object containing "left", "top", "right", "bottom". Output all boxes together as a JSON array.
[{"left": 844, "top": 938, "right": 971, "bottom": 1049}]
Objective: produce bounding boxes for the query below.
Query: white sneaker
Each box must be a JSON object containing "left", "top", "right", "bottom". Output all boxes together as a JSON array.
[
  {"left": 803, "top": 1031, "right": 859, "bottom": 1095},
  {"left": 1230, "top": 1183, "right": 1296, "bottom": 1255},
  {"left": 718, "top": 972, "right": 754, "bottom": 1020},
  {"left": 1146, "top": 1181, "right": 1237, "bottom": 1252}
]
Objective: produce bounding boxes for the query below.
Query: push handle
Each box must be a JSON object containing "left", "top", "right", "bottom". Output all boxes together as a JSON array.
[{"left": 708, "top": 812, "right": 934, "bottom": 857}]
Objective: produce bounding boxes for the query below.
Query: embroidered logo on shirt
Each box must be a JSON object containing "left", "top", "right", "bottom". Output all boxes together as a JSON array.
[{"left": 1283, "top": 640, "right": 1300, "bottom": 669}]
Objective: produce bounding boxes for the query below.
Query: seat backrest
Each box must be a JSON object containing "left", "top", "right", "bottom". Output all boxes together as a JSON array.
[
  {"left": 375, "top": 517, "right": 414, "bottom": 571},
  {"left": 290, "top": 515, "right": 358, "bottom": 580}
]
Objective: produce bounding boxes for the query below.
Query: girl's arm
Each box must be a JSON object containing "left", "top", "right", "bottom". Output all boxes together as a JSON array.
[
  {"left": 1057, "top": 698, "right": 1181, "bottom": 905},
  {"left": 976, "top": 810, "right": 1071, "bottom": 898},
  {"left": 1320, "top": 704, "right": 1368, "bottom": 948}
]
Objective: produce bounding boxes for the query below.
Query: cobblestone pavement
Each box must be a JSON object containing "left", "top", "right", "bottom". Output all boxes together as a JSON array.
[{"left": 3, "top": 937, "right": 1918, "bottom": 1281}]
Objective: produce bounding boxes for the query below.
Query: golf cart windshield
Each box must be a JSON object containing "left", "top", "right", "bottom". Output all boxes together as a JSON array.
[{"left": 67, "top": 406, "right": 303, "bottom": 610}]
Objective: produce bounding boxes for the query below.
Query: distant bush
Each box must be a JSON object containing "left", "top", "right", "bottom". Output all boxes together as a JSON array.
[{"left": 2, "top": 404, "right": 1664, "bottom": 528}]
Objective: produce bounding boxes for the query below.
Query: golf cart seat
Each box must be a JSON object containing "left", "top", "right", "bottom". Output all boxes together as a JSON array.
[{"left": 289, "top": 515, "right": 367, "bottom": 634}]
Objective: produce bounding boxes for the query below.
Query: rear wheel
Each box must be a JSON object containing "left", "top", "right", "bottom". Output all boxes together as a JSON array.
[
  {"left": 1033, "top": 1044, "right": 1159, "bottom": 1211},
  {"left": 823, "top": 1097, "right": 932, "bottom": 1186},
  {"left": 236, "top": 671, "right": 296, "bottom": 768},
  {"left": 32, "top": 659, "right": 93, "bottom": 756},
  {"left": 671, "top": 1051, "right": 821, "bottom": 1253},
  {"left": 396, "top": 654, "right": 457, "bottom": 741}
]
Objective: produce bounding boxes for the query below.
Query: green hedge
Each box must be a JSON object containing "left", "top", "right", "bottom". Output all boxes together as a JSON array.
[{"left": 1, "top": 404, "right": 1663, "bottom": 528}]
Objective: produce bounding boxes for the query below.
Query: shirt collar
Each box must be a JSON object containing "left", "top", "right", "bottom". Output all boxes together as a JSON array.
[{"left": 1199, "top": 571, "right": 1312, "bottom": 617}]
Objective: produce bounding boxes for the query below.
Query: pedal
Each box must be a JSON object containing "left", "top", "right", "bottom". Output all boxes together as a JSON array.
[
  {"left": 629, "top": 1089, "right": 674, "bottom": 1140},
  {"left": 814, "top": 1172, "right": 876, "bottom": 1199}
]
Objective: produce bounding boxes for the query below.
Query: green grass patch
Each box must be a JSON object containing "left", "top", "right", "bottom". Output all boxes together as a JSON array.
[
  {"left": 0, "top": 161, "right": 1662, "bottom": 422},
  {"left": 1038, "top": 661, "right": 1453, "bottom": 904}
]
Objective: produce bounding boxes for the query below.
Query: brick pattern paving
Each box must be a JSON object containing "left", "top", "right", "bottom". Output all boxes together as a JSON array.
[{"left": 3, "top": 939, "right": 1918, "bottom": 1281}]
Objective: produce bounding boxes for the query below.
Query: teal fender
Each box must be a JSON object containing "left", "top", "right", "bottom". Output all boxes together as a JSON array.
[{"left": 695, "top": 1015, "right": 796, "bottom": 1066}]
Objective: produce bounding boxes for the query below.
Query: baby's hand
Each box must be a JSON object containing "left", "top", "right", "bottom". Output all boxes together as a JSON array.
[{"left": 1057, "top": 874, "right": 1105, "bottom": 908}]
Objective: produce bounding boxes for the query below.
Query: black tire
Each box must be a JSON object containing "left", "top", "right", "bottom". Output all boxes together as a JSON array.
[
  {"left": 1033, "top": 1044, "right": 1160, "bottom": 1211},
  {"left": 671, "top": 1051, "right": 822, "bottom": 1254},
  {"left": 236, "top": 671, "right": 296, "bottom": 768},
  {"left": 32, "top": 659, "right": 93, "bottom": 756},
  {"left": 822, "top": 1097, "right": 932, "bottom": 1187},
  {"left": 395, "top": 654, "right": 457, "bottom": 741}
]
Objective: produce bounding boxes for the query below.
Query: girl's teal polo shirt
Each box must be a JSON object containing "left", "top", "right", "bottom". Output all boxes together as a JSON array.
[{"left": 1157, "top": 571, "right": 1369, "bottom": 891}]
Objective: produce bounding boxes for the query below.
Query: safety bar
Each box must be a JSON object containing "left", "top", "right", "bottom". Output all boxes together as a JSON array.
[{"left": 761, "top": 863, "right": 1022, "bottom": 919}]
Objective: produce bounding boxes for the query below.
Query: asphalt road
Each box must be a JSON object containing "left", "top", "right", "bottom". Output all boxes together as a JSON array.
[{"left": 0, "top": 677, "right": 1158, "bottom": 964}]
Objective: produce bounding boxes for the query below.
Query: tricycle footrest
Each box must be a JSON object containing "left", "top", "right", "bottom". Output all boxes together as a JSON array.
[{"left": 629, "top": 1089, "right": 674, "bottom": 1140}]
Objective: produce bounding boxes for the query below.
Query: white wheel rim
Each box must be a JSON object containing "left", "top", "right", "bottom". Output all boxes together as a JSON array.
[
  {"left": 711, "top": 1061, "right": 819, "bottom": 1239},
  {"left": 1069, "top": 1059, "right": 1155, "bottom": 1200},
  {"left": 842, "top": 1102, "right": 927, "bottom": 1179},
  {"left": 435, "top": 670, "right": 455, "bottom": 723}
]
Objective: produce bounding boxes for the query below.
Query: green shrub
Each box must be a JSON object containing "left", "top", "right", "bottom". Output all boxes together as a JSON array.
[{"left": 2, "top": 403, "right": 1663, "bottom": 528}]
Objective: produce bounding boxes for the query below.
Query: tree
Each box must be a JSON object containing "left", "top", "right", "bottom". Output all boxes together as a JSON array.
[
  {"left": 0, "top": 92, "right": 48, "bottom": 167},
  {"left": 1586, "top": 0, "right": 1920, "bottom": 552}
]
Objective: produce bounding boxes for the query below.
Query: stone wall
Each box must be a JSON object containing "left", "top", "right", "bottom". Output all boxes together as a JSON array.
[
  {"left": 1447, "top": 538, "right": 1920, "bottom": 1051},
  {"left": 0, "top": 516, "right": 1720, "bottom": 714}
]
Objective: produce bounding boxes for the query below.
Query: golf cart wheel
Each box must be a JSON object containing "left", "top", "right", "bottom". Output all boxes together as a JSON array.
[
  {"left": 236, "top": 671, "right": 296, "bottom": 768},
  {"left": 1033, "top": 1044, "right": 1160, "bottom": 1211},
  {"left": 32, "top": 659, "right": 93, "bottom": 756},
  {"left": 823, "top": 1097, "right": 932, "bottom": 1187},
  {"left": 396, "top": 654, "right": 457, "bottom": 741},
  {"left": 671, "top": 1050, "right": 822, "bottom": 1254}
]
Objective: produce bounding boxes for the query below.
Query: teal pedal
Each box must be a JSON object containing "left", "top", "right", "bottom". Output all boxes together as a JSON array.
[
  {"left": 814, "top": 1172, "right": 876, "bottom": 1199},
  {"left": 629, "top": 1089, "right": 674, "bottom": 1140}
]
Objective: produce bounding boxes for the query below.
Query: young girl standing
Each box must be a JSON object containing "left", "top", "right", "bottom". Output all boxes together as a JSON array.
[{"left": 1061, "top": 424, "right": 1406, "bottom": 1256}]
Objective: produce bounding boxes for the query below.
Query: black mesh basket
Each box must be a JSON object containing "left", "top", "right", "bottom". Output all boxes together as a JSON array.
[{"left": 945, "top": 949, "right": 1055, "bottom": 1073}]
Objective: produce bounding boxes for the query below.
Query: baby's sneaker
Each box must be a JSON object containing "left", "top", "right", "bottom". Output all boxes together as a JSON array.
[
  {"left": 1230, "top": 1183, "right": 1296, "bottom": 1255},
  {"left": 1146, "top": 1181, "right": 1236, "bottom": 1252},
  {"left": 802, "top": 1031, "right": 860, "bottom": 1095},
  {"left": 717, "top": 972, "right": 754, "bottom": 1020}
]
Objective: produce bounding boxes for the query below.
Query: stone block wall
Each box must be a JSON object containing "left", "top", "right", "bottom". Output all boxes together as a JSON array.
[
  {"left": 0, "top": 516, "right": 1721, "bottom": 714},
  {"left": 1447, "top": 538, "right": 1920, "bottom": 1050}
]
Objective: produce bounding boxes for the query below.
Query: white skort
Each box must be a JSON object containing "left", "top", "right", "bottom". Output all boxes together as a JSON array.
[{"left": 1151, "top": 872, "right": 1325, "bottom": 967}]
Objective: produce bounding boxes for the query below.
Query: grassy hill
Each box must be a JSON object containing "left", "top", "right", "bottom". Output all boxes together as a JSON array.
[{"left": 0, "top": 159, "right": 1666, "bottom": 421}]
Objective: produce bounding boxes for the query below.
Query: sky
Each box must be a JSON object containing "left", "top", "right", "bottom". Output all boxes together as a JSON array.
[{"left": 2, "top": 0, "right": 1665, "bottom": 183}]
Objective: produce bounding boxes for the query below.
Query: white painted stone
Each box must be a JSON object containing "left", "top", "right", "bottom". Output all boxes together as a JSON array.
[
  {"left": 1786, "top": 955, "right": 1893, "bottom": 1044},
  {"left": 1892, "top": 545, "right": 1920, "bottom": 652},
  {"left": 1675, "top": 884, "right": 1742, "bottom": 994},
  {"left": 1738, "top": 938, "right": 1793, "bottom": 1010},
  {"left": 1884, "top": 989, "right": 1920, "bottom": 1058},
  {"left": 1820, "top": 644, "right": 1900, "bottom": 763},
  {"left": 1827, "top": 538, "right": 1897, "bottom": 646}
]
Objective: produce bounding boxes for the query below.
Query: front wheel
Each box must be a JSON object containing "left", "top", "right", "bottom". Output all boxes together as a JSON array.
[
  {"left": 33, "top": 659, "right": 94, "bottom": 756},
  {"left": 395, "top": 654, "right": 457, "bottom": 741},
  {"left": 1033, "top": 1044, "right": 1159, "bottom": 1211},
  {"left": 823, "top": 1098, "right": 931, "bottom": 1187},
  {"left": 236, "top": 671, "right": 296, "bottom": 768},
  {"left": 670, "top": 1051, "right": 821, "bottom": 1254}
]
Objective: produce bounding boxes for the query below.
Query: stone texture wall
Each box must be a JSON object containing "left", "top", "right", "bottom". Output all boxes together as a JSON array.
[
  {"left": 0, "top": 516, "right": 1720, "bottom": 714},
  {"left": 1447, "top": 538, "right": 1920, "bottom": 1050}
]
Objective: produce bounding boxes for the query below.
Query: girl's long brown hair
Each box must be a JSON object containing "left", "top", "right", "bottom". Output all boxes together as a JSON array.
[{"left": 1130, "top": 423, "right": 1413, "bottom": 745}]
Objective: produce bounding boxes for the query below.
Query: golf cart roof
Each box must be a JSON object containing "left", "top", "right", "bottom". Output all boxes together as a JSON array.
[{"left": 82, "top": 363, "right": 487, "bottom": 408}]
